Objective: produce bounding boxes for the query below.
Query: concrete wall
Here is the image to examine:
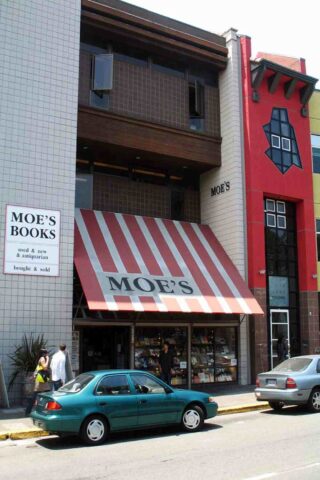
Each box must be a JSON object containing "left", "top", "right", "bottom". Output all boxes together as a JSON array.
[
  {"left": 0, "top": 0, "right": 80, "bottom": 402},
  {"left": 200, "top": 29, "right": 250, "bottom": 384}
]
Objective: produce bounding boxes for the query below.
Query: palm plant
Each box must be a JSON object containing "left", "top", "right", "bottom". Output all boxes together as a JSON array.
[{"left": 8, "top": 333, "right": 49, "bottom": 389}]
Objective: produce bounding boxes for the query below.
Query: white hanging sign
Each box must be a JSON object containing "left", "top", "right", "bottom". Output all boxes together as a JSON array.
[{"left": 4, "top": 205, "right": 61, "bottom": 276}]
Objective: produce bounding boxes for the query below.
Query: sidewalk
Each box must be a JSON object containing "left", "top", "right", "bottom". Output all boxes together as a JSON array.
[{"left": 0, "top": 385, "right": 267, "bottom": 441}]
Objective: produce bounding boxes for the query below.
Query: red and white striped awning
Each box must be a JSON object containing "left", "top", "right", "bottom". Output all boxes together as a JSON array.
[{"left": 74, "top": 209, "right": 263, "bottom": 315}]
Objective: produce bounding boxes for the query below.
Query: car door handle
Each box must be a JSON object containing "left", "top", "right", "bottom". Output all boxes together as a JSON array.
[
  {"left": 99, "top": 402, "right": 107, "bottom": 406},
  {"left": 139, "top": 399, "right": 147, "bottom": 404}
]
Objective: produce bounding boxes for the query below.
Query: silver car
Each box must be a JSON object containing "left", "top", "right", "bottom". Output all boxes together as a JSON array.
[{"left": 255, "top": 355, "right": 320, "bottom": 412}]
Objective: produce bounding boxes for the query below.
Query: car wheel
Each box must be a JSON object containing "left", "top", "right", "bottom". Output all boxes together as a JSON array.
[
  {"left": 268, "top": 401, "right": 284, "bottom": 411},
  {"left": 182, "top": 405, "right": 204, "bottom": 432},
  {"left": 80, "top": 415, "right": 108, "bottom": 445},
  {"left": 308, "top": 388, "right": 320, "bottom": 413}
]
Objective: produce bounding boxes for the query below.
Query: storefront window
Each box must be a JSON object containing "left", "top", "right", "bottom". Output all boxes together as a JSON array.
[
  {"left": 214, "top": 327, "right": 237, "bottom": 382},
  {"left": 134, "top": 327, "right": 187, "bottom": 387},
  {"left": 191, "top": 327, "right": 237, "bottom": 384},
  {"left": 191, "top": 328, "right": 215, "bottom": 384}
]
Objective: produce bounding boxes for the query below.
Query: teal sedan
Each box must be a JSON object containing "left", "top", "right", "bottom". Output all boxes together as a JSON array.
[{"left": 31, "top": 370, "right": 218, "bottom": 445}]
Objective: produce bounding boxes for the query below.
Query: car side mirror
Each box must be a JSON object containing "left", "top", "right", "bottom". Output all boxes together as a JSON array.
[{"left": 165, "top": 387, "right": 173, "bottom": 394}]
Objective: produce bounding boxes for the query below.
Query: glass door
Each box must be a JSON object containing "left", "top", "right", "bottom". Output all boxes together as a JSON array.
[{"left": 270, "top": 309, "right": 290, "bottom": 369}]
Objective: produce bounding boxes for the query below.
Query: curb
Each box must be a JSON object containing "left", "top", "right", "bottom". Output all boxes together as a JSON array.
[
  {"left": 0, "top": 403, "right": 269, "bottom": 441},
  {"left": 218, "top": 402, "right": 269, "bottom": 415},
  {"left": 0, "top": 429, "right": 49, "bottom": 441}
]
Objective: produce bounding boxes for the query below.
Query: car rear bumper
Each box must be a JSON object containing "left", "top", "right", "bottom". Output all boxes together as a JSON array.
[
  {"left": 255, "top": 388, "right": 311, "bottom": 404},
  {"left": 31, "top": 410, "right": 81, "bottom": 433}
]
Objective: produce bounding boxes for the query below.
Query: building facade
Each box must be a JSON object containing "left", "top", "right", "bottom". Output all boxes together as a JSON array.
[
  {"left": 73, "top": 2, "right": 262, "bottom": 390},
  {"left": 240, "top": 40, "right": 319, "bottom": 379},
  {"left": 309, "top": 90, "right": 320, "bottom": 297},
  {"left": 2, "top": 0, "right": 318, "bottom": 403},
  {"left": 0, "top": 0, "right": 80, "bottom": 402},
  {"left": 0, "top": 0, "right": 263, "bottom": 403}
]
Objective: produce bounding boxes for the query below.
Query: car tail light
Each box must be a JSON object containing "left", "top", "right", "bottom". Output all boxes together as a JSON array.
[
  {"left": 45, "top": 401, "right": 62, "bottom": 410},
  {"left": 286, "top": 378, "right": 297, "bottom": 389},
  {"left": 256, "top": 377, "right": 260, "bottom": 387}
]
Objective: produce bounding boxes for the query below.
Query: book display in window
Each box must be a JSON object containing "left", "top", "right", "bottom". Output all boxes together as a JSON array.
[
  {"left": 214, "top": 327, "right": 237, "bottom": 382},
  {"left": 134, "top": 327, "right": 187, "bottom": 386},
  {"left": 191, "top": 328, "right": 215, "bottom": 384},
  {"left": 191, "top": 327, "right": 238, "bottom": 384}
]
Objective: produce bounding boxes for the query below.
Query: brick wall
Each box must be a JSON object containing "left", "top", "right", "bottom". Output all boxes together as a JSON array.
[
  {"left": 79, "top": 51, "right": 220, "bottom": 136},
  {"left": 299, "top": 291, "right": 320, "bottom": 354},
  {"left": 93, "top": 173, "right": 200, "bottom": 222},
  {"left": 249, "top": 288, "right": 268, "bottom": 380}
]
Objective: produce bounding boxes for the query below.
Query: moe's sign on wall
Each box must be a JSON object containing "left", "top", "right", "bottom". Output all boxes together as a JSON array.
[{"left": 4, "top": 205, "right": 61, "bottom": 276}]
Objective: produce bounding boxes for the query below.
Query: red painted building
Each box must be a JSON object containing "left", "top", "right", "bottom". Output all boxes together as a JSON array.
[{"left": 240, "top": 37, "right": 319, "bottom": 377}]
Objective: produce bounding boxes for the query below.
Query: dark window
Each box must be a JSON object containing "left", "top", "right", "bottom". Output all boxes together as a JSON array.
[
  {"left": 277, "top": 201, "right": 285, "bottom": 214},
  {"left": 265, "top": 198, "right": 300, "bottom": 357},
  {"left": 263, "top": 108, "right": 302, "bottom": 174},
  {"left": 316, "top": 219, "right": 320, "bottom": 261},
  {"left": 171, "top": 190, "right": 184, "bottom": 220},
  {"left": 271, "top": 134, "right": 280, "bottom": 148},
  {"left": 189, "top": 81, "right": 205, "bottom": 132},
  {"left": 75, "top": 174, "right": 93, "bottom": 209},
  {"left": 266, "top": 199, "right": 275, "bottom": 211},
  {"left": 189, "top": 69, "right": 218, "bottom": 87},
  {"left": 96, "top": 374, "right": 131, "bottom": 395},
  {"left": 92, "top": 54, "right": 113, "bottom": 91},
  {"left": 281, "top": 137, "right": 291, "bottom": 151},
  {"left": 152, "top": 56, "right": 185, "bottom": 78},
  {"left": 312, "top": 134, "right": 320, "bottom": 174}
]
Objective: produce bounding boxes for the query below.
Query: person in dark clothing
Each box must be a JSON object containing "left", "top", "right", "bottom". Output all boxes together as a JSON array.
[
  {"left": 277, "top": 335, "right": 288, "bottom": 361},
  {"left": 159, "top": 342, "right": 174, "bottom": 385}
]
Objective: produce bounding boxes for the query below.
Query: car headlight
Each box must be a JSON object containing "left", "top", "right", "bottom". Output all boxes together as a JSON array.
[{"left": 208, "top": 396, "right": 216, "bottom": 403}]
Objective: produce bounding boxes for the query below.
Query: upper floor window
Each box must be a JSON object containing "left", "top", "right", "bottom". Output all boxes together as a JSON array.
[
  {"left": 312, "top": 135, "right": 320, "bottom": 174},
  {"left": 75, "top": 174, "right": 93, "bottom": 209},
  {"left": 91, "top": 54, "right": 113, "bottom": 109},
  {"left": 281, "top": 137, "right": 291, "bottom": 152},
  {"left": 263, "top": 108, "right": 301, "bottom": 174},
  {"left": 316, "top": 219, "right": 320, "bottom": 262},
  {"left": 265, "top": 199, "right": 287, "bottom": 229},
  {"left": 152, "top": 55, "right": 185, "bottom": 78},
  {"left": 189, "top": 80, "right": 205, "bottom": 132},
  {"left": 92, "top": 54, "right": 113, "bottom": 91},
  {"left": 271, "top": 135, "right": 280, "bottom": 149}
]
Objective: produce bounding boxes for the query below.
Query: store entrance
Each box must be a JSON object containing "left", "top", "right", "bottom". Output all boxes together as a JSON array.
[
  {"left": 80, "top": 326, "right": 130, "bottom": 372},
  {"left": 270, "top": 309, "right": 290, "bottom": 369}
]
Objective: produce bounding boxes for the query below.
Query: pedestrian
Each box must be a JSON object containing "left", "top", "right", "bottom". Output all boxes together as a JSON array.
[
  {"left": 277, "top": 335, "right": 288, "bottom": 362},
  {"left": 25, "top": 348, "right": 51, "bottom": 416},
  {"left": 159, "top": 341, "right": 174, "bottom": 385},
  {"left": 50, "top": 343, "right": 67, "bottom": 391}
]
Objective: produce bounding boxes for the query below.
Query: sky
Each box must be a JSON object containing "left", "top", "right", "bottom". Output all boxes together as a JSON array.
[{"left": 124, "top": 0, "right": 319, "bottom": 84}]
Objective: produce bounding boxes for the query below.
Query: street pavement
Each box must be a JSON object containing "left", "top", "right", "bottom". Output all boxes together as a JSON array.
[
  {"left": 0, "top": 385, "right": 268, "bottom": 439},
  {"left": 1, "top": 408, "right": 320, "bottom": 480}
]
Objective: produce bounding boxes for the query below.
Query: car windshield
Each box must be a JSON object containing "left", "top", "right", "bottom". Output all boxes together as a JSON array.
[
  {"left": 272, "top": 357, "right": 312, "bottom": 372},
  {"left": 59, "top": 373, "right": 94, "bottom": 393}
]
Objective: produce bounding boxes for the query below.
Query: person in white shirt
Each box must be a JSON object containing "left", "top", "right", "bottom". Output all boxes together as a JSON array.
[{"left": 50, "top": 344, "right": 67, "bottom": 391}]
